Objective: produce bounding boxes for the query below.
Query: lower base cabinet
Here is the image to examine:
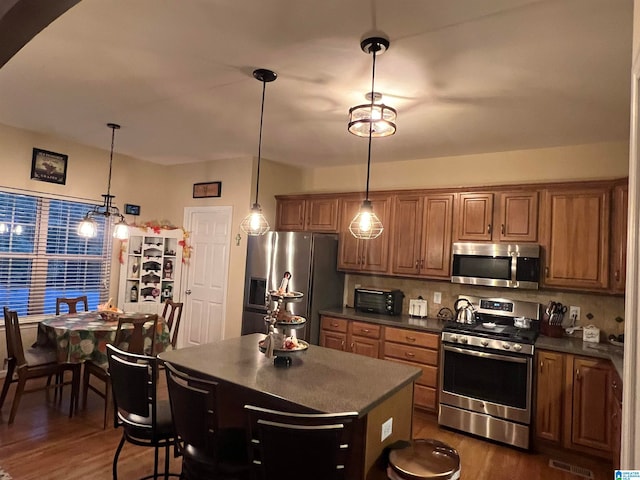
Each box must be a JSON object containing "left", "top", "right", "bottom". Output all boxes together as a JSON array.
[
  {"left": 610, "top": 368, "right": 623, "bottom": 470},
  {"left": 535, "top": 350, "right": 617, "bottom": 459},
  {"left": 320, "top": 315, "right": 440, "bottom": 412},
  {"left": 383, "top": 327, "right": 439, "bottom": 412}
]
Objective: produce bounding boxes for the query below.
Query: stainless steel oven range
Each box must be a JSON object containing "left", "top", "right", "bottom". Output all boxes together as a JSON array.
[{"left": 438, "top": 295, "right": 541, "bottom": 449}]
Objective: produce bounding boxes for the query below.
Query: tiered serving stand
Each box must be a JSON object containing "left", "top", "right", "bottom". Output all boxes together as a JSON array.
[{"left": 258, "top": 291, "right": 309, "bottom": 367}]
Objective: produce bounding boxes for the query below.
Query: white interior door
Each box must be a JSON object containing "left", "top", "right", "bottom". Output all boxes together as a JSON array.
[{"left": 179, "top": 206, "right": 231, "bottom": 348}]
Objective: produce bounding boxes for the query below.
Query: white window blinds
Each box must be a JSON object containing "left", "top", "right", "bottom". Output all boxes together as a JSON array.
[{"left": 0, "top": 190, "right": 112, "bottom": 317}]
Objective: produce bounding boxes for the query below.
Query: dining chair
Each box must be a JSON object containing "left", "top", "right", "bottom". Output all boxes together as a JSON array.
[
  {"left": 107, "top": 343, "right": 178, "bottom": 480},
  {"left": 164, "top": 361, "right": 250, "bottom": 480},
  {"left": 1, "top": 307, "right": 81, "bottom": 424},
  {"left": 55, "top": 295, "right": 89, "bottom": 315},
  {"left": 83, "top": 313, "right": 159, "bottom": 429},
  {"left": 244, "top": 405, "right": 358, "bottom": 480},
  {"left": 161, "top": 300, "right": 183, "bottom": 349}
]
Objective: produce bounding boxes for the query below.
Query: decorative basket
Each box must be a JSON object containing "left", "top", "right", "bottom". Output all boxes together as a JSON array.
[{"left": 99, "top": 310, "right": 121, "bottom": 322}]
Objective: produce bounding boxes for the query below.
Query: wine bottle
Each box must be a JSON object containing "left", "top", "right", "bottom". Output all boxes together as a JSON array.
[{"left": 130, "top": 284, "right": 138, "bottom": 302}]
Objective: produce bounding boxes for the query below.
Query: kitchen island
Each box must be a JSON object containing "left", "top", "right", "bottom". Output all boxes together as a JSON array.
[{"left": 158, "top": 333, "right": 421, "bottom": 480}]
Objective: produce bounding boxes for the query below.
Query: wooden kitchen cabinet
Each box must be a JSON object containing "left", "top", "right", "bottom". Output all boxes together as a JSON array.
[
  {"left": 610, "top": 368, "right": 623, "bottom": 470},
  {"left": 455, "top": 190, "right": 538, "bottom": 243},
  {"left": 535, "top": 351, "right": 613, "bottom": 459},
  {"left": 391, "top": 193, "right": 454, "bottom": 278},
  {"left": 535, "top": 350, "right": 565, "bottom": 443},
  {"left": 275, "top": 195, "right": 339, "bottom": 232},
  {"left": 319, "top": 316, "right": 381, "bottom": 359},
  {"left": 611, "top": 181, "right": 628, "bottom": 293},
  {"left": 383, "top": 327, "right": 439, "bottom": 412},
  {"left": 541, "top": 186, "right": 610, "bottom": 290},
  {"left": 337, "top": 194, "right": 391, "bottom": 273},
  {"left": 569, "top": 356, "right": 613, "bottom": 454}
]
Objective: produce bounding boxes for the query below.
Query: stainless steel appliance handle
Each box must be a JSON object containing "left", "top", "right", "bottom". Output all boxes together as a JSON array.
[{"left": 443, "top": 344, "right": 529, "bottom": 364}]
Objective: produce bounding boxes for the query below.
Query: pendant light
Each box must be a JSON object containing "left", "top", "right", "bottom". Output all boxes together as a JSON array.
[
  {"left": 348, "top": 37, "right": 394, "bottom": 240},
  {"left": 240, "top": 68, "right": 276, "bottom": 236},
  {"left": 78, "top": 123, "right": 129, "bottom": 240}
]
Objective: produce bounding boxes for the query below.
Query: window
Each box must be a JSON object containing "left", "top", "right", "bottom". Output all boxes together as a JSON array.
[{"left": 0, "top": 190, "right": 112, "bottom": 317}]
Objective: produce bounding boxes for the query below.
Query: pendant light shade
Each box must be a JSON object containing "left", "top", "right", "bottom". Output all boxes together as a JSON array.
[
  {"left": 77, "top": 123, "right": 129, "bottom": 240},
  {"left": 240, "top": 68, "right": 276, "bottom": 236},
  {"left": 348, "top": 36, "right": 394, "bottom": 240}
]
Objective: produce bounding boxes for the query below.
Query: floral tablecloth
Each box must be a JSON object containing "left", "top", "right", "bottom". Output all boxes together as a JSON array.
[{"left": 37, "top": 311, "right": 172, "bottom": 364}]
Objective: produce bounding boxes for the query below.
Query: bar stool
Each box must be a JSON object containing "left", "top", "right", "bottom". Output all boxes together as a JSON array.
[{"left": 387, "top": 439, "right": 460, "bottom": 480}]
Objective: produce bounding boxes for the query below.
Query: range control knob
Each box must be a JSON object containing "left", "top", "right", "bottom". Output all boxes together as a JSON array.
[
  {"left": 502, "top": 343, "right": 511, "bottom": 350},
  {"left": 450, "top": 334, "right": 458, "bottom": 342},
  {"left": 513, "top": 344, "right": 522, "bottom": 352},
  {"left": 480, "top": 339, "right": 489, "bottom": 347},
  {"left": 459, "top": 337, "right": 468, "bottom": 344}
]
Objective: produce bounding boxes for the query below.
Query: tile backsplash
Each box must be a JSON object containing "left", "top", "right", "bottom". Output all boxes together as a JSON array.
[{"left": 345, "top": 274, "right": 625, "bottom": 340}]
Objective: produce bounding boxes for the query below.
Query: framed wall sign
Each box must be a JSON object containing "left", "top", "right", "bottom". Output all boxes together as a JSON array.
[
  {"left": 124, "top": 203, "right": 141, "bottom": 215},
  {"left": 31, "top": 148, "right": 68, "bottom": 185},
  {"left": 193, "top": 181, "right": 222, "bottom": 198}
]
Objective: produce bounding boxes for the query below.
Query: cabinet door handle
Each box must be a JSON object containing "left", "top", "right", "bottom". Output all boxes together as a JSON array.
[
  {"left": 612, "top": 380, "right": 618, "bottom": 390},
  {"left": 615, "top": 270, "right": 620, "bottom": 281},
  {"left": 415, "top": 259, "right": 419, "bottom": 268},
  {"left": 405, "top": 336, "right": 417, "bottom": 343},
  {"left": 545, "top": 266, "right": 549, "bottom": 278},
  {"left": 576, "top": 369, "right": 580, "bottom": 381},
  {"left": 341, "top": 340, "right": 345, "bottom": 348},
  {"left": 487, "top": 224, "right": 492, "bottom": 234},
  {"left": 350, "top": 342, "right": 355, "bottom": 351},
  {"left": 331, "top": 323, "right": 339, "bottom": 328},
  {"left": 405, "top": 352, "right": 415, "bottom": 358},
  {"left": 360, "top": 329, "right": 370, "bottom": 334},
  {"left": 540, "top": 360, "right": 544, "bottom": 372},
  {"left": 501, "top": 224, "right": 505, "bottom": 235},
  {"left": 420, "top": 259, "right": 424, "bottom": 268}
]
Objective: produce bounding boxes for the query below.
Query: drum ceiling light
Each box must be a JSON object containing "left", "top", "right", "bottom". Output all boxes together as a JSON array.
[
  {"left": 348, "top": 36, "right": 395, "bottom": 240},
  {"left": 348, "top": 38, "right": 397, "bottom": 138},
  {"left": 77, "top": 123, "right": 129, "bottom": 240},
  {"left": 240, "top": 68, "right": 277, "bottom": 236}
]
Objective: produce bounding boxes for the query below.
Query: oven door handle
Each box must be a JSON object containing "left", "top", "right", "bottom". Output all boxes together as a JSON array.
[{"left": 443, "top": 344, "right": 529, "bottom": 364}]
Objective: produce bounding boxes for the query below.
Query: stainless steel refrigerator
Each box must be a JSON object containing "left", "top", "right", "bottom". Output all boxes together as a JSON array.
[{"left": 241, "top": 232, "right": 344, "bottom": 345}]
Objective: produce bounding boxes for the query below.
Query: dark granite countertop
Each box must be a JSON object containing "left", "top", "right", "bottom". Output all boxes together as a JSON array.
[
  {"left": 320, "top": 307, "right": 625, "bottom": 377},
  {"left": 159, "top": 333, "right": 421, "bottom": 417}
]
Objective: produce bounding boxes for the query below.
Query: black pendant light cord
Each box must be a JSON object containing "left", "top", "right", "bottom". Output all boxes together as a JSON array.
[
  {"left": 106, "top": 125, "right": 116, "bottom": 197},
  {"left": 254, "top": 80, "right": 267, "bottom": 207},
  {"left": 365, "top": 46, "right": 378, "bottom": 202}
]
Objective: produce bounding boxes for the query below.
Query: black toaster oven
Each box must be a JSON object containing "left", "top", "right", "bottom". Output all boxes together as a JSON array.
[{"left": 354, "top": 287, "right": 404, "bottom": 315}]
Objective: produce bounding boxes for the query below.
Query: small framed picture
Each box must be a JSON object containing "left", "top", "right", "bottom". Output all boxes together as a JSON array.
[
  {"left": 125, "top": 204, "right": 141, "bottom": 216},
  {"left": 193, "top": 181, "right": 222, "bottom": 198},
  {"left": 31, "top": 148, "right": 68, "bottom": 185}
]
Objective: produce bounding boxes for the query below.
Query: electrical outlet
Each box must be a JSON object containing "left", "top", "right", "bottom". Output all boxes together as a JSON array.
[
  {"left": 569, "top": 306, "right": 580, "bottom": 323},
  {"left": 434, "top": 292, "right": 442, "bottom": 304},
  {"left": 381, "top": 417, "right": 393, "bottom": 441}
]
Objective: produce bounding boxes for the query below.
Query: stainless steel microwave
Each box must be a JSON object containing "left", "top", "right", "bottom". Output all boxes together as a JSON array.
[{"left": 451, "top": 242, "right": 540, "bottom": 290}]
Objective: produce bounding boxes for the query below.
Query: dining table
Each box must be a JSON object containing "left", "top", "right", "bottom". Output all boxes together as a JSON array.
[
  {"left": 37, "top": 311, "right": 172, "bottom": 364},
  {"left": 159, "top": 333, "right": 421, "bottom": 480}
]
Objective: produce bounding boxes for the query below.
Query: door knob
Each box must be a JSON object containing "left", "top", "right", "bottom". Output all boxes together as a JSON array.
[{"left": 185, "top": 289, "right": 192, "bottom": 295}]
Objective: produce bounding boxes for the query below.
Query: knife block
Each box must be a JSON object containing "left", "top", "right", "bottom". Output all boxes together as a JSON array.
[{"left": 541, "top": 316, "right": 564, "bottom": 337}]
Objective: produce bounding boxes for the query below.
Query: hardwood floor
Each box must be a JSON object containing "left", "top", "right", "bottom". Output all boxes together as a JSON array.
[{"left": 0, "top": 378, "right": 614, "bottom": 479}]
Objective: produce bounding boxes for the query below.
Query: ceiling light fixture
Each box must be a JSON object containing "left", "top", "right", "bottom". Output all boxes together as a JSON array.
[
  {"left": 240, "top": 68, "right": 277, "bottom": 236},
  {"left": 77, "top": 123, "right": 129, "bottom": 240},
  {"left": 348, "top": 36, "right": 393, "bottom": 240},
  {"left": 348, "top": 38, "right": 397, "bottom": 138}
]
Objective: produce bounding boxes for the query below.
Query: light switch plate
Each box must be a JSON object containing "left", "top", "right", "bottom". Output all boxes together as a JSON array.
[
  {"left": 381, "top": 417, "right": 393, "bottom": 441},
  {"left": 434, "top": 292, "right": 442, "bottom": 304}
]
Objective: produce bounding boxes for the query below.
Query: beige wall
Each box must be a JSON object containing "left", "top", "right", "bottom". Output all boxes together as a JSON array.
[{"left": 301, "top": 141, "right": 630, "bottom": 193}]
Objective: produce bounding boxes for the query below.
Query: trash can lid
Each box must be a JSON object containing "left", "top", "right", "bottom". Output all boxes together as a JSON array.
[{"left": 388, "top": 439, "right": 460, "bottom": 480}]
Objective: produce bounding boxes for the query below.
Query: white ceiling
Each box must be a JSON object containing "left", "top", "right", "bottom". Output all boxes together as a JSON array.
[{"left": 0, "top": 0, "right": 633, "bottom": 168}]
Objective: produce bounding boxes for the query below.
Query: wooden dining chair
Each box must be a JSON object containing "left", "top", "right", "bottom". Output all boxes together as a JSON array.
[
  {"left": 107, "top": 344, "right": 178, "bottom": 480},
  {"left": 55, "top": 295, "right": 89, "bottom": 315},
  {"left": 1, "top": 307, "right": 81, "bottom": 424},
  {"left": 164, "top": 361, "right": 250, "bottom": 480},
  {"left": 162, "top": 300, "right": 184, "bottom": 348},
  {"left": 82, "top": 313, "right": 159, "bottom": 429},
  {"left": 244, "top": 405, "right": 358, "bottom": 480}
]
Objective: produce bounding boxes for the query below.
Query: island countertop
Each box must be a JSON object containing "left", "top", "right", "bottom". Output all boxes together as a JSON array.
[{"left": 158, "top": 333, "right": 421, "bottom": 417}]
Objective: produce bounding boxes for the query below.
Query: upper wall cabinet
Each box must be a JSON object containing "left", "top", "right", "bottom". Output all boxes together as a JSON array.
[
  {"left": 391, "top": 193, "right": 454, "bottom": 278},
  {"left": 337, "top": 194, "right": 391, "bottom": 273},
  {"left": 541, "top": 186, "right": 610, "bottom": 290},
  {"left": 610, "top": 181, "right": 628, "bottom": 294},
  {"left": 454, "top": 191, "right": 539, "bottom": 243},
  {"left": 275, "top": 196, "right": 339, "bottom": 232}
]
